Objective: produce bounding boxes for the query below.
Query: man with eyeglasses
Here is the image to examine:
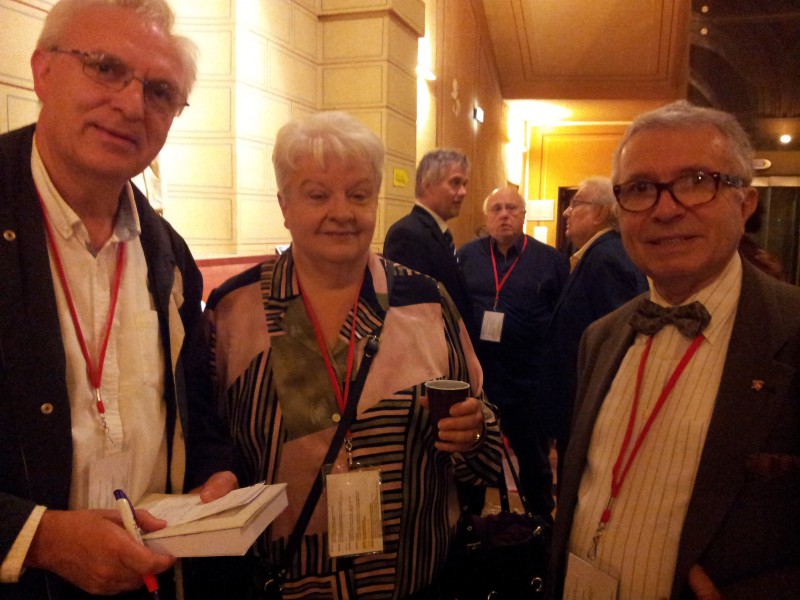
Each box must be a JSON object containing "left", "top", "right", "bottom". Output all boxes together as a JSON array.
[
  {"left": 0, "top": 1, "right": 238, "bottom": 598},
  {"left": 549, "top": 101, "right": 800, "bottom": 600},
  {"left": 543, "top": 177, "right": 646, "bottom": 482},
  {"left": 458, "top": 186, "right": 568, "bottom": 520}
]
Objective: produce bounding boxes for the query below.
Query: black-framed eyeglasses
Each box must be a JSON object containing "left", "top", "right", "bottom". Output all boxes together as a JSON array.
[
  {"left": 613, "top": 171, "right": 745, "bottom": 212},
  {"left": 50, "top": 48, "right": 189, "bottom": 117}
]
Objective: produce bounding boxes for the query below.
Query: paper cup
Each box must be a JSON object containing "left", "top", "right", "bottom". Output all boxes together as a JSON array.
[{"left": 425, "top": 379, "right": 470, "bottom": 424}]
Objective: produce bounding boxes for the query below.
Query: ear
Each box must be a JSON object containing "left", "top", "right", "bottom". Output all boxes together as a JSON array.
[
  {"left": 277, "top": 193, "right": 289, "bottom": 228},
  {"left": 740, "top": 186, "right": 759, "bottom": 223},
  {"left": 592, "top": 203, "right": 611, "bottom": 226},
  {"left": 31, "top": 49, "right": 52, "bottom": 103}
]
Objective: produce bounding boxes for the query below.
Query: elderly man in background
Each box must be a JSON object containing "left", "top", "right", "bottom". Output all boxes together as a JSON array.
[
  {"left": 458, "top": 186, "right": 568, "bottom": 519},
  {"left": 544, "top": 177, "right": 646, "bottom": 479},
  {"left": 550, "top": 101, "right": 800, "bottom": 600},
  {"left": 0, "top": 1, "right": 238, "bottom": 598}
]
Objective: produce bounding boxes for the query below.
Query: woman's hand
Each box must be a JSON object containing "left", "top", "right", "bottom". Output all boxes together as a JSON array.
[{"left": 430, "top": 396, "right": 486, "bottom": 453}]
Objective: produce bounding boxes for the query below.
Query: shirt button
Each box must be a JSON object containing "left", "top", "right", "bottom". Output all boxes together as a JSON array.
[
  {"left": 332, "top": 413, "right": 341, "bottom": 423},
  {"left": 3, "top": 230, "right": 16, "bottom": 242},
  {"left": 40, "top": 403, "right": 54, "bottom": 415}
]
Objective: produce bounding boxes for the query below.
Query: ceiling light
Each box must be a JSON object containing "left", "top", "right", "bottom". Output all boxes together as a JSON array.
[
  {"left": 780, "top": 134, "right": 792, "bottom": 144},
  {"left": 507, "top": 100, "right": 572, "bottom": 126}
]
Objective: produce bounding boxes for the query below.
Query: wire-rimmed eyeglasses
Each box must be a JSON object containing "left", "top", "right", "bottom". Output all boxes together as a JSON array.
[
  {"left": 50, "top": 48, "right": 189, "bottom": 117},
  {"left": 613, "top": 171, "right": 745, "bottom": 213}
]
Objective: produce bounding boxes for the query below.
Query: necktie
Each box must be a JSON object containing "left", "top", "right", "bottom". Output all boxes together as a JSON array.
[
  {"left": 629, "top": 298, "right": 711, "bottom": 338},
  {"left": 443, "top": 229, "right": 456, "bottom": 257}
]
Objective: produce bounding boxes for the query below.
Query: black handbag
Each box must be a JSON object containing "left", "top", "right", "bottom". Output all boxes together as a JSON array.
[{"left": 442, "top": 441, "right": 551, "bottom": 600}]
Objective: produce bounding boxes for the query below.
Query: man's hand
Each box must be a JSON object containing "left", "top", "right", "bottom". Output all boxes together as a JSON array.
[
  {"left": 191, "top": 470, "right": 239, "bottom": 503},
  {"left": 25, "top": 509, "right": 174, "bottom": 595},
  {"left": 689, "top": 564, "right": 722, "bottom": 600},
  {"left": 422, "top": 396, "right": 486, "bottom": 453}
]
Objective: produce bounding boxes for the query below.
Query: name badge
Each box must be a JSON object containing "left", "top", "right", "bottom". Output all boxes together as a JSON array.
[
  {"left": 480, "top": 310, "right": 504, "bottom": 342},
  {"left": 563, "top": 552, "right": 619, "bottom": 600},
  {"left": 326, "top": 468, "right": 384, "bottom": 557}
]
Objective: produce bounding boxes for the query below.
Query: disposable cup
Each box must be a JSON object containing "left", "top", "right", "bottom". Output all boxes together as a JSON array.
[{"left": 425, "top": 379, "right": 470, "bottom": 424}]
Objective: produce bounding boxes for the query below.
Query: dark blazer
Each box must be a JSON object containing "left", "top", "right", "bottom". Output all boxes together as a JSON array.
[
  {"left": 383, "top": 205, "right": 475, "bottom": 336},
  {"left": 0, "top": 125, "right": 235, "bottom": 600},
  {"left": 543, "top": 230, "right": 647, "bottom": 439},
  {"left": 549, "top": 261, "right": 800, "bottom": 600}
]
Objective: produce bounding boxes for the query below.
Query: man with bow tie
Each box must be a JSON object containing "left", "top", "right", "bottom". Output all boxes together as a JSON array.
[{"left": 549, "top": 101, "right": 800, "bottom": 600}]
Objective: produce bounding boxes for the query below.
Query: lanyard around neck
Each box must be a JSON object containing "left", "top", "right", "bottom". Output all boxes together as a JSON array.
[
  {"left": 489, "top": 236, "right": 527, "bottom": 309},
  {"left": 589, "top": 332, "right": 704, "bottom": 558},
  {"left": 297, "top": 273, "right": 364, "bottom": 416},
  {"left": 37, "top": 192, "right": 126, "bottom": 436}
]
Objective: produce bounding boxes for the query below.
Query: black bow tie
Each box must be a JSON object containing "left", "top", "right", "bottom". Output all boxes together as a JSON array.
[{"left": 629, "top": 299, "right": 711, "bottom": 338}]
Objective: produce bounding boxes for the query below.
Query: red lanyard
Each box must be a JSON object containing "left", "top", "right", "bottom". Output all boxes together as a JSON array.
[
  {"left": 489, "top": 236, "right": 527, "bottom": 309},
  {"left": 37, "top": 193, "right": 126, "bottom": 433},
  {"left": 589, "top": 332, "right": 704, "bottom": 557},
  {"left": 297, "top": 274, "right": 363, "bottom": 416}
]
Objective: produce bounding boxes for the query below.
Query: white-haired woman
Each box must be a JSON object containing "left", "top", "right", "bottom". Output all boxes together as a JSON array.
[{"left": 203, "top": 111, "right": 501, "bottom": 599}]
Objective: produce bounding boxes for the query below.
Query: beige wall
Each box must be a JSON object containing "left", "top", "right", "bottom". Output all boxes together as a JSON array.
[
  {"left": 415, "top": 0, "right": 508, "bottom": 247},
  {"left": 0, "top": 0, "right": 425, "bottom": 258}
]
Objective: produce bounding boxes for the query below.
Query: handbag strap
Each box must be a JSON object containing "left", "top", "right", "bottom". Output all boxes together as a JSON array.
[
  {"left": 276, "top": 328, "right": 382, "bottom": 578},
  {"left": 497, "top": 440, "right": 535, "bottom": 517}
]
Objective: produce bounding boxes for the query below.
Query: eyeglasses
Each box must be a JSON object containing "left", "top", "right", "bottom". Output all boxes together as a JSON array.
[
  {"left": 488, "top": 203, "right": 523, "bottom": 215},
  {"left": 613, "top": 171, "right": 744, "bottom": 213},
  {"left": 566, "top": 199, "right": 597, "bottom": 211},
  {"left": 51, "top": 48, "right": 189, "bottom": 116}
]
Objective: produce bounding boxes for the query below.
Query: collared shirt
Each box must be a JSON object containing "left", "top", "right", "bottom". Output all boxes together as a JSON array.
[
  {"left": 568, "top": 253, "right": 742, "bottom": 600},
  {"left": 458, "top": 234, "right": 569, "bottom": 401},
  {"left": 414, "top": 200, "right": 449, "bottom": 234},
  {"left": 570, "top": 227, "right": 612, "bottom": 271},
  {"left": 0, "top": 142, "right": 172, "bottom": 583}
]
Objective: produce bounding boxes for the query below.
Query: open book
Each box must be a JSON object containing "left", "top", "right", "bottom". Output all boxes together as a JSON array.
[{"left": 138, "top": 482, "right": 288, "bottom": 557}]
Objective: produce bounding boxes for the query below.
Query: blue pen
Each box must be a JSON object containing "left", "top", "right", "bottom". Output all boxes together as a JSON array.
[{"left": 113, "top": 489, "right": 160, "bottom": 600}]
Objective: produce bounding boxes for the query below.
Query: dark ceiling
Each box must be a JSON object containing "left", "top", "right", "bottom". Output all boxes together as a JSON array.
[{"left": 688, "top": 0, "right": 800, "bottom": 150}]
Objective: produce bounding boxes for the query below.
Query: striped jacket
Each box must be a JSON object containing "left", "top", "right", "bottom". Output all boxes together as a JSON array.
[{"left": 204, "top": 250, "right": 502, "bottom": 599}]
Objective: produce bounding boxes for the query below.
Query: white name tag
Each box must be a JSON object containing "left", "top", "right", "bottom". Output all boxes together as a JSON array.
[
  {"left": 326, "top": 469, "right": 384, "bottom": 557},
  {"left": 480, "top": 310, "right": 504, "bottom": 342},
  {"left": 564, "top": 552, "right": 619, "bottom": 600}
]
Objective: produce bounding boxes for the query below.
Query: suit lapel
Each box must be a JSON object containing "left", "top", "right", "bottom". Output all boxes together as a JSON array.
[
  {"left": 412, "top": 205, "right": 450, "bottom": 253},
  {"left": 673, "top": 264, "right": 795, "bottom": 588}
]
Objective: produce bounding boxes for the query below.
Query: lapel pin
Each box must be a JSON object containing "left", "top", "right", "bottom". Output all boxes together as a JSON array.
[{"left": 751, "top": 379, "right": 765, "bottom": 392}]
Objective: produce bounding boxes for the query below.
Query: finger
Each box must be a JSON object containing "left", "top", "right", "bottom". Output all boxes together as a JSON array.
[
  {"left": 197, "top": 471, "right": 239, "bottom": 503},
  {"left": 135, "top": 509, "right": 167, "bottom": 532},
  {"left": 448, "top": 397, "right": 481, "bottom": 416},
  {"left": 688, "top": 564, "right": 721, "bottom": 600}
]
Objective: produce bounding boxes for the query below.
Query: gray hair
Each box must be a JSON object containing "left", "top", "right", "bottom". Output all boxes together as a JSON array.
[
  {"left": 415, "top": 148, "right": 469, "bottom": 198},
  {"left": 37, "top": 0, "right": 198, "bottom": 95},
  {"left": 577, "top": 176, "right": 619, "bottom": 229},
  {"left": 611, "top": 100, "right": 755, "bottom": 185},
  {"left": 272, "top": 111, "right": 385, "bottom": 196}
]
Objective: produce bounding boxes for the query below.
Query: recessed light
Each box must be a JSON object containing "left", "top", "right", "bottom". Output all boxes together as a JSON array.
[{"left": 780, "top": 134, "right": 792, "bottom": 144}]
